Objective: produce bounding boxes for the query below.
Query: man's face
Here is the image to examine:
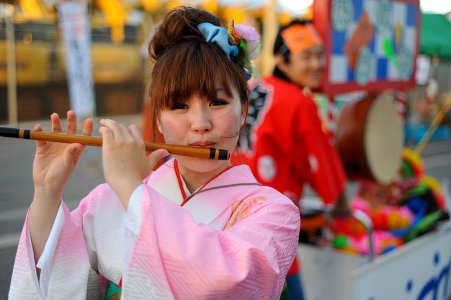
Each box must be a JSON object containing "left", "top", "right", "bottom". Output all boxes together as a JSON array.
[{"left": 279, "top": 45, "right": 325, "bottom": 89}]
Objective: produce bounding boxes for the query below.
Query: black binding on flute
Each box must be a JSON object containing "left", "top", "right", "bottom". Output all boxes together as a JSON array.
[{"left": 0, "top": 127, "right": 31, "bottom": 139}]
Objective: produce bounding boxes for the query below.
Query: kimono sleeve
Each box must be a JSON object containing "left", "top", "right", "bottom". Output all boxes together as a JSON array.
[
  {"left": 122, "top": 186, "right": 300, "bottom": 300},
  {"left": 9, "top": 186, "right": 105, "bottom": 299}
]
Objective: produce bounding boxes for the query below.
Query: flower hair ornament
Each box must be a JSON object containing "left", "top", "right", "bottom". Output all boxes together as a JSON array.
[{"left": 197, "top": 20, "right": 260, "bottom": 80}]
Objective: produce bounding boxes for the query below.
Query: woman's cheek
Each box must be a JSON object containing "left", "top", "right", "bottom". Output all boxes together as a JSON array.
[
  {"left": 160, "top": 116, "right": 186, "bottom": 144},
  {"left": 221, "top": 113, "right": 242, "bottom": 138}
]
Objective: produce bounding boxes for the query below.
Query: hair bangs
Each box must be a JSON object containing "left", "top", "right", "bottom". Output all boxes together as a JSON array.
[{"left": 151, "top": 42, "right": 235, "bottom": 109}]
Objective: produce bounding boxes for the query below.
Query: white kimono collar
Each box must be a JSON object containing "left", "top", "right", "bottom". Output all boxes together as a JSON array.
[{"left": 143, "top": 158, "right": 261, "bottom": 224}]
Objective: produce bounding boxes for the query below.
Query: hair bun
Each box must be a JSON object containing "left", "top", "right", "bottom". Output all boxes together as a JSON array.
[{"left": 149, "top": 6, "right": 221, "bottom": 60}]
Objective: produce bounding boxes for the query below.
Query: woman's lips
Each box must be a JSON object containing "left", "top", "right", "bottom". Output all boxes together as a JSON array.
[{"left": 190, "top": 141, "right": 216, "bottom": 147}]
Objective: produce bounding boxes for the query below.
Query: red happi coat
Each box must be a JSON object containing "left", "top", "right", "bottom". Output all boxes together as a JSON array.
[{"left": 233, "top": 76, "right": 346, "bottom": 207}]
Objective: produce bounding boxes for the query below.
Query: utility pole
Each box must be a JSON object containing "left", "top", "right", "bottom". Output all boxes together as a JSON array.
[
  {"left": 262, "top": 0, "right": 277, "bottom": 77},
  {"left": 0, "top": 4, "right": 17, "bottom": 125}
]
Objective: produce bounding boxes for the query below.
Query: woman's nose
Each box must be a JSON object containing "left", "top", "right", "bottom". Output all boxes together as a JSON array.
[{"left": 190, "top": 105, "right": 212, "bottom": 133}]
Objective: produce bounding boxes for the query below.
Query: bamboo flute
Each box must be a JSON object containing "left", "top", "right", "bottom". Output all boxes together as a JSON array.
[{"left": 0, "top": 127, "right": 230, "bottom": 160}]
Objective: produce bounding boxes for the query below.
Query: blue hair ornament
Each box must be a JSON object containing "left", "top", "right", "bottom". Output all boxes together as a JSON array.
[
  {"left": 198, "top": 23, "right": 239, "bottom": 59},
  {"left": 198, "top": 22, "right": 259, "bottom": 80}
]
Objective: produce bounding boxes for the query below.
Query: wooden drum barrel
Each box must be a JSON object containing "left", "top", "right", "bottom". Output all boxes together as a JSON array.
[{"left": 335, "top": 94, "right": 403, "bottom": 185}]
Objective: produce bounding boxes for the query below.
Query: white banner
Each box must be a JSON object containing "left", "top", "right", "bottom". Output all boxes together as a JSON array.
[{"left": 58, "top": 0, "right": 94, "bottom": 119}]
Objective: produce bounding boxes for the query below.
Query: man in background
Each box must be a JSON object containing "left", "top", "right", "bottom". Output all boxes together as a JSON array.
[{"left": 233, "top": 20, "right": 350, "bottom": 299}]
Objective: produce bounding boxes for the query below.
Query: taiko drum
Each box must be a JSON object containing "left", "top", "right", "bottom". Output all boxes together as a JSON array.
[{"left": 335, "top": 94, "right": 403, "bottom": 185}]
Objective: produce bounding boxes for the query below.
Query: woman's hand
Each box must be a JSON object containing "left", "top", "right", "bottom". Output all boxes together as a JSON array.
[
  {"left": 99, "top": 119, "right": 168, "bottom": 208},
  {"left": 33, "top": 111, "right": 93, "bottom": 202}
]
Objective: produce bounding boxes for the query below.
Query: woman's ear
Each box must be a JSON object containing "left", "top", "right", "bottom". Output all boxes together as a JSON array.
[{"left": 157, "top": 118, "right": 163, "bottom": 134}]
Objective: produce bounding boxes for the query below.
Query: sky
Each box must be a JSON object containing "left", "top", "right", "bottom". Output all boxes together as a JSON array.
[
  {"left": 419, "top": 0, "right": 451, "bottom": 14},
  {"left": 221, "top": 0, "right": 451, "bottom": 15}
]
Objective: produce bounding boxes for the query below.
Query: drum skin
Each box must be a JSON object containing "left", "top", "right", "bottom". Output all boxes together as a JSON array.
[{"left": 336, "top": 94, "right": 403, "bottom": 184}]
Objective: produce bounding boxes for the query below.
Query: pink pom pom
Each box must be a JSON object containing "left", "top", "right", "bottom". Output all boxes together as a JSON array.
[{"left": 234, "top": 24, "right": 260, "bottom": 42}]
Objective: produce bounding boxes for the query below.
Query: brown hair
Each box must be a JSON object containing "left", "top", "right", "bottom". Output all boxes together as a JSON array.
[{"left": 146, "top": 6, "right": 249, "bottom": 137}]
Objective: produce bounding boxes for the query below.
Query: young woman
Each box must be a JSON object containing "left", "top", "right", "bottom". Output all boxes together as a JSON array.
[{"left": 9, "top": 7, "right": 300, "bottom": 300}]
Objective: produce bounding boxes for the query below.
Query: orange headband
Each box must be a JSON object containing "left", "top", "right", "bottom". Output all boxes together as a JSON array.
[{"left": 280, "top": 24, "right": 322, "bottom": 55}]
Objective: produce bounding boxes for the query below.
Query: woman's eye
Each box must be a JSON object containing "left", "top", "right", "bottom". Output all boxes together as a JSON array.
[
  {"left": 210, "top": 99, "right": 228, "bottom": 106},
  {"left": 171, "top": 103, "right": 188, "bottom": 110}
]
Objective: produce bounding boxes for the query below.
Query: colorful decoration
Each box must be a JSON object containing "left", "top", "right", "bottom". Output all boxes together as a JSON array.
[
  {"left": 351, "top": 197, "right": 414, "bottom": 232},
  {"left": 331, "top": 0, "right": 354, "bottom": 32},
  {"left": 198, "top": 20, "right": 260, "bottom": 80},
  {"left": 332, "top": 230, "right": 403, "bottom": 256},
  {"left": 343, "top": 11, "right": 374, "bottom": 69},
  {"left": 313, "top": 0, "right": 420, "bottom": 95},
  {"left": 383, "top": 37, "right": 399, "bottom": 67},
  {"left": 326, "top": 147, "right": 449, "bottom": 257},
  {"left": 228, "top": 19, "right": 260, "bottom": 78}
]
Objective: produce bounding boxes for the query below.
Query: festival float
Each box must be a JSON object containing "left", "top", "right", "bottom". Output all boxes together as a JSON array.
[
  {"left": 0, "top": 0, "right": 147, "bottom": 121},
  {"left": 297, "top": 0, "right": 451, "bottom": 299},
  {"left": 0, "top": 1, "right": 55, "bottom": 86},
  {"left": 0, "top": 0, "right": 145, "bottom": 86}
]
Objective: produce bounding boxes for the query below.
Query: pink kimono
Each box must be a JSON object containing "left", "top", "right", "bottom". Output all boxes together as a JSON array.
[{"left": 9, "top": 158, "right": 300, "bottom": 299}]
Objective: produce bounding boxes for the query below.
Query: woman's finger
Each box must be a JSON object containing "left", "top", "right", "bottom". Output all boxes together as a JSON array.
[
  {"left": 82, "top": 118, "right": 94, "bottom": 136},
  {"left": 51, "top": 113, "right": 62, "bottom": 132},
  {"left": 98, "top": 126, "right": 114, "bottom": 145},
  {"left": 66, "top": 110, "right": 77, "bottom": 134},
  {"left": 100, "top": 119, "right": 125, "bottom": 140},
  {"left": 129, "top": 124, "right": 143, "bottom": 143},
  {"left": 115, "top": 122, "right": 132, "bottom": 141},
  {"left": 33, "top": 124, "right": 47, "bottom": 147},
  {"left": 147, "top": 149, "right": 169, "bottom": 168}
]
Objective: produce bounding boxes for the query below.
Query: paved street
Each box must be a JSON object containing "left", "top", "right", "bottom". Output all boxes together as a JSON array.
[{"left": 0, "top": 114, "right": 450, "bottom": 299}]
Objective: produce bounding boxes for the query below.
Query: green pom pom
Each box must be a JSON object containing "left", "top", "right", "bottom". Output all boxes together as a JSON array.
[{"left": 332, "top": 235, "right": 348, "bottom": 248}]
